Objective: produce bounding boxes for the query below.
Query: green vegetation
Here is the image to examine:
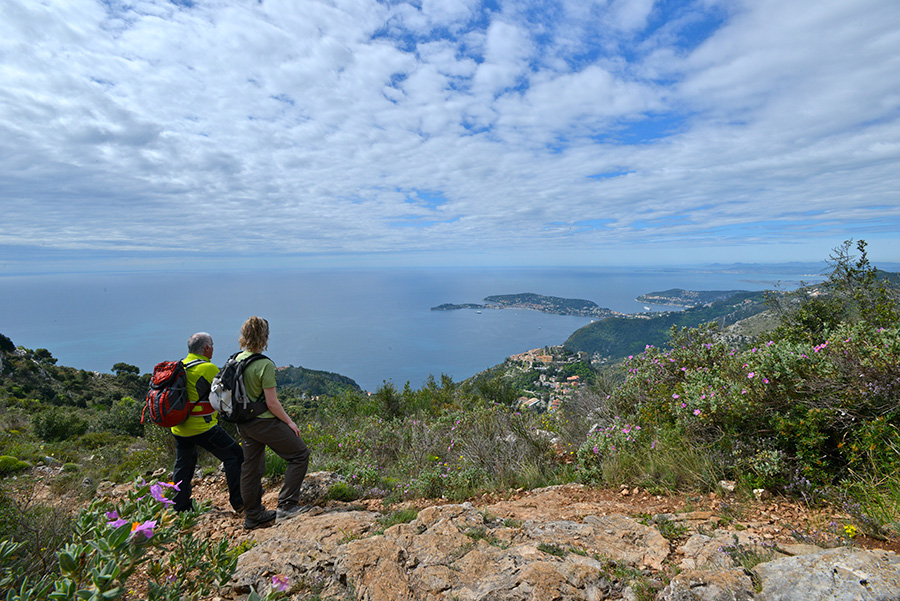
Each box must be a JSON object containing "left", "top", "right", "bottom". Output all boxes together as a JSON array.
[
  {"left": 637, "top": 288, "right": 750, "bottom": 307},
  {"left": 432, "top": 292, "right": 615, "bottom": 318},
  {"left": 0, "top": 239, "right": 898, "bottom": 600},
  {"left": 564, "top": 290, "right": 769, "bottom": 360}
]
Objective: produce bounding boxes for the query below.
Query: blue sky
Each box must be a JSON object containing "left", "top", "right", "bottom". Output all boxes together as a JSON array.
[{"left": 1, "top": 0, "right": 899, "bottom": 274}]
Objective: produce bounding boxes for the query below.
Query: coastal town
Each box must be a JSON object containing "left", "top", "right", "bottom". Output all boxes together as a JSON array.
[{"left": 506, "top": 346, "right": 591, "bottom": 413}]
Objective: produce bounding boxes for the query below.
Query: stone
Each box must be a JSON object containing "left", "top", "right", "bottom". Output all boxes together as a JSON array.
[
  {"left": 754, "top": 547, "right": 900, "bottom": 601},
  {"left": 753, "top": 488, "right": 771, "bottom": 501},
  {"left": 657, "top": 569, "right": 755, "bottom": 601},
  {"left": 717, "top": 480, "right": 736, "bottom": 493}
]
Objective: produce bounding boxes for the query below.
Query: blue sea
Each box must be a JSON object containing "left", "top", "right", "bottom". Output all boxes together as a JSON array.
[{"left": 0, "top": 266, "right": 821, "bottom": 391}]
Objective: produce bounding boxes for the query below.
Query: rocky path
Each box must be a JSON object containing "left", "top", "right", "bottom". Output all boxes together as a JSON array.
[{"left": 171, "top": 471, "right": 900, "bottom": 601}]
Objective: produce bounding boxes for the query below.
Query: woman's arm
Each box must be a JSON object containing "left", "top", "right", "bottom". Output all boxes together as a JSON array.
[{"left": 263, "top": 387, "right": 300, "bottom": 437}]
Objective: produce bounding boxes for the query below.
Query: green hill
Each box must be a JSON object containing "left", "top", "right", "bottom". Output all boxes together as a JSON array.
[
  {"left": 276, "top": 365, "right": 361, "bottom": 397},
  {"left": 564, "top": 290, "right": 770, "bottom": 360}
]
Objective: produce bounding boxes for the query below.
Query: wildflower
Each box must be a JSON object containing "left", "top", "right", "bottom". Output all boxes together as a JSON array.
[
  {"left": 681, "top": 403, "right": 687, "bottom": 408},
  {"left": 130, "top": 520, "right": 157, "bottom": 540},
  {"left": 272, "top": 574, "right": 290, "bottom": 592},
  {"left": 763, "top": 378, "right": 770, "bottom": 384},
  {"left": 693, "top": 409, "right": 701, "bottom": 416},
  {"left": 107, "top": 512, "right": 129, "bottom": 528},
  {"left": 672, "top": 393, "right": 680, "bottom": 399},
  {"left": 150, "top": 483, "right": 175, "bottom": 506},
  {"left": 747, "top": 372, "right": 755, "bottom": 378},
  {"left": 843, "top": 524, "right": 857, "bottom": 538}
]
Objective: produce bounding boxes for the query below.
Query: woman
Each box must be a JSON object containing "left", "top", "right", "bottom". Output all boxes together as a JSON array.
[{"left": 235, "top": 316, "right": 311, "bottom": 529}]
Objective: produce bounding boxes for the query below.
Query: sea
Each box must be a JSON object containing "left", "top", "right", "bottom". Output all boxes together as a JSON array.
[{"left": 0, "top": 266, "right": 823, "bottom": 392}]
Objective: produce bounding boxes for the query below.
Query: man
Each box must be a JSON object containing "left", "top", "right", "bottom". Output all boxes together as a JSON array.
[{"left": 171, "top": 332, "right": 244, "bottom": 514}]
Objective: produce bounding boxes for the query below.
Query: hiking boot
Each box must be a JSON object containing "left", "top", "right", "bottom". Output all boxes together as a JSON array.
[
  {"left": 276, "top": 504, "right": 312, "bottom": 522},
  {"left": 243, "top": 509, "right": 276, "bottom": 530}
]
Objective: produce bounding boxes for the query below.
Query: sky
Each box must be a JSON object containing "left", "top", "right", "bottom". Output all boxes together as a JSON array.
[{"left": 1, "top": 0, "right": 899, "bottom": 274}]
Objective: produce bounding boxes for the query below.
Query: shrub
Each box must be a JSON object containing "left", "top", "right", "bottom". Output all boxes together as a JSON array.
[
  {"left": 0, "top": 479, "right": 259, "bottom": 600},
  {"left": 0, "top": 455, "right": 30, "bottom": 475},
  {"left": 33, "top": 407, "right": 88, "bottom": 442}
]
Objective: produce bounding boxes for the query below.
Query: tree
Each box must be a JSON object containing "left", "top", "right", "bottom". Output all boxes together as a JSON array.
[
  {"left": 33, "top": 348, "right": 57, "bottom": 365},
  {"left": 0, "top": 333, "right": 14, "bottom": 353},
  {"left": 112, "top": 363, "right": 141, "bottom": 376},
  {"left": 771, "top": 239, "right": 899, "bottom": 343}
]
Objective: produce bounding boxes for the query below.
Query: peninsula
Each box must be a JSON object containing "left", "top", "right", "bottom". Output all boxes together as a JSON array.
[
  {"left": 431, "top": 292, "right": 617, "bottom": 318},
  {"left": 636, "top": 288, "right": 749, "bottom": 307}
]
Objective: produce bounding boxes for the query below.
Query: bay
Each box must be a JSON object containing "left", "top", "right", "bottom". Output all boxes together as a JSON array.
[{"left": 0, "top": 266, "right": 818, "bottom": 391}]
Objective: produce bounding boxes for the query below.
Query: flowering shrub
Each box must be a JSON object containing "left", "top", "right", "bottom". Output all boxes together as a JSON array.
[
  {"left": 0, "top": 479, "right": 268, "bottom": 601},
  {"left": 575, "top": 417, "right": 648, "bottom": 485}
]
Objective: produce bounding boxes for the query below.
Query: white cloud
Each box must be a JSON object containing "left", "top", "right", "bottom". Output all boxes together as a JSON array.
[{"left": 0, "top": 0, "right": 898, "bottom": 270}]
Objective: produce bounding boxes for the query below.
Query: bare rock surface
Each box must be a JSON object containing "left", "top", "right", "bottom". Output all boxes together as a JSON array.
[
  {"left": 168, "top": 472, "right": 900, "bottom": 600},
  {"left": 754, "top": 547, "right": 900, "bottom": 601}
]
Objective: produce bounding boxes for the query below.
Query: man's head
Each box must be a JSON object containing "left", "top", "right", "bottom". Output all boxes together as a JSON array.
[{"left": 187, "top": 332, "right": 214, "bottom": 359}]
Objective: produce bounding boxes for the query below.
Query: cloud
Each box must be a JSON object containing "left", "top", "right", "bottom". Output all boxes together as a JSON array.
[{"left": 0, "top": 0, "right": 898, "bottom": 271}]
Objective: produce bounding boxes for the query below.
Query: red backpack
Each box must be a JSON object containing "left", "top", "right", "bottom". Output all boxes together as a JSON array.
[{"left": 141, "top": 359, "right": 203, "bottom": 427}]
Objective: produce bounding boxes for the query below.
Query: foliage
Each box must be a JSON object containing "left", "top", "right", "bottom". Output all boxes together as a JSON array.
[
  {"left": 0, "top": 456, "right": 30, "bottom": 475},
  {"left": 33, "top": 407, "right": 88, "bottom": 442},
  {"left": 564, "top": 290, "right": 769, "bottom": 360},
  {"left": 0, "top": 479, "right": 261, "bottom": 601}
]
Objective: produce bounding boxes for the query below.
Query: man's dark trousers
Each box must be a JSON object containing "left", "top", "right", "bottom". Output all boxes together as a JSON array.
[{"left": 172, "top": 424, "right": 244, "bottom": 512}]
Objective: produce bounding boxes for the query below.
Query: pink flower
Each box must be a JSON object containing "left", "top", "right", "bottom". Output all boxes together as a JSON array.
[
  {"left": 681, "top": 403, "right": 687, "bottom": 408},
  {"left": 272, "top": 574, "right": 290, "bottom": 592},
  {"left": 747, "top": 372, "right": 755, "bottom": 378},
  {"left": 150, "top": 483, "right": 175, "bottom": 506},
  {"left": 693, "top": 409, "right": 701, "bottom": 416},
  {"left": 107, "top": 514, "right": 129, "bottom": 529},
  {"left": 130, "top": 520, "right": 157, "bottom": 540},
  {"left": 672, "top": 393, "right": 680, "bottom": 399},
  {"left": 763, "top": 378, "right": 770, "bottom": 384}
]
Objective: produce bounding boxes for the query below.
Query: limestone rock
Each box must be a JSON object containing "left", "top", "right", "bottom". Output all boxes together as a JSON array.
[
  {"left": 755, "top": 547, "right": 900, "bottom": 601},
  {"left": 232, "top": 502, "right": 668, "bottom": 600},
  {"left": 657, "top": 569, "right": 755, "bottom": 601}
]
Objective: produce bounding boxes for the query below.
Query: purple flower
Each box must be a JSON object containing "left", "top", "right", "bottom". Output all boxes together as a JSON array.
[
  {"left": 106, "top": 510, "right": 120, "bottom": 521},
  {"left": 108, "top": 517, "right": 129, "bottom": 528},
  {"left": 130, "top": 520, "right": 157, "bottom": 540},
  {"left": 272, "top": 574, "right": 290, "bottom": 592},
  {"left": 747, "top": 372, "right": 755, "bottom": 378},
  {"left": 150, "top": 483, "right": 175, "bottom": 506}
]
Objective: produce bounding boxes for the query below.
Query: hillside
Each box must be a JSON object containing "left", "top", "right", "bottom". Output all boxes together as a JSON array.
[
  {"left": 275, "top": 364, "right": 361, "bottom": 397},
  {"left": 636, "top": 288, "right": 750, "bottom": 307},
  {"left": 564, "top": 290, "right": 769, "bottom": 361}
]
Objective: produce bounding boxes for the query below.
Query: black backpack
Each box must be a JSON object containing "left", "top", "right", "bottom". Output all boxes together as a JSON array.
[
  {"left": 142, "top": 359, "right": 204, "bottom": 427},
  {"left": 209, "top": 353, "right": 270, "bottom": 423}
]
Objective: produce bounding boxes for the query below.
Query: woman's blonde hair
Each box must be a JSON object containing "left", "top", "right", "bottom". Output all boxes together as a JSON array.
[{"left": 239, "top": 316, "right": 269, "bottom": 353}]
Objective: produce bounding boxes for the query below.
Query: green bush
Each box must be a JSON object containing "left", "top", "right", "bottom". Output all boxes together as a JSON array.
[
  {"left": 33, "top": 407, "right": 88, "bottom": 442},
  {"left": 0, "top": 455, "right": 30, "bottom": 475}
]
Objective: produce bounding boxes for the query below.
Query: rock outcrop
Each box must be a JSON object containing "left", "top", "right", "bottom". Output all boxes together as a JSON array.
[{"left": 177, "top": 474, "right": 898, "bottom": 601}]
